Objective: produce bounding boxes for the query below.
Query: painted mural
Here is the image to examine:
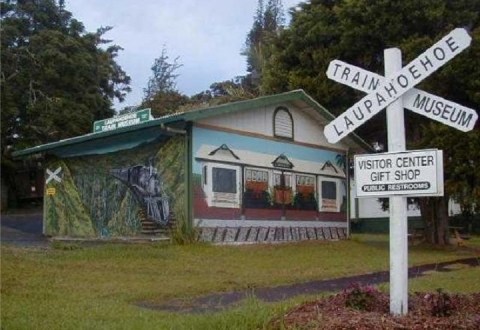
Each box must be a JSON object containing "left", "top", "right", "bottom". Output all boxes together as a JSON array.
[
  {"left": 43, "top": 136, "right": 184, "bottom": 237},
  {"left": 192, "top": 126, "right": 347, "bottom": 222}
]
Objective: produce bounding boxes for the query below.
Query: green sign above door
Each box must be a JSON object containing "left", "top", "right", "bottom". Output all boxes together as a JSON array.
[{"left": 93, "top": 109, "right": 151, "bottom": 133}]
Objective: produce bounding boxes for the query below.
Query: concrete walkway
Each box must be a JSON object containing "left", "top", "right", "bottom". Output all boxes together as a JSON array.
[{"left": 1, "top": 210, "right": 48, "bottom": 247}]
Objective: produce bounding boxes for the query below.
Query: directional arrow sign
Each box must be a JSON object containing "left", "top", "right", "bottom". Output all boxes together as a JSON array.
[
  {"left": 324, "top": 28, "right": 472, "bottom": 143},
  {"left": 327, "top": 60, "right": 478, "bottom": 132}
]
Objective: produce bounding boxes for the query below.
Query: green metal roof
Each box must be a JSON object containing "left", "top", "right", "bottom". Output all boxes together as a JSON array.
[
  {"left": 12, "top": 115, "right": 182, "bottom": 158},
  {"left": 12, "top": 89, "right": 371, "bottom": 158}
]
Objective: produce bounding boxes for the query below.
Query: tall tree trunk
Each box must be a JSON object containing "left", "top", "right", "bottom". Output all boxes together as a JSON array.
[{"left": 419, "top": 195, "right": 450, "bottom": 245}]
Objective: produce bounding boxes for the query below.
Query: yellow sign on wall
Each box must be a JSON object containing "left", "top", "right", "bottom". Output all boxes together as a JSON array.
[{"left": 46, "top": 188, "right": 56, "bottom": 196}]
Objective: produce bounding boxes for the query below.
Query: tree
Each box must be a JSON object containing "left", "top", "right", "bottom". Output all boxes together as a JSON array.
[
  {"left": 1, "top": 0, "right": 131, "bottom": 203},
  {"left": 261, "top": 0, "right": 480, "bottom": 245},
  {"left": 242, "top": 0, "right": 285, "bottom": 90},
  {"left": 141, "top": 47, "right": 188, "bottom": 117},
  {"left": 143, "top": 47, "right": 182, "bottom": 101}
]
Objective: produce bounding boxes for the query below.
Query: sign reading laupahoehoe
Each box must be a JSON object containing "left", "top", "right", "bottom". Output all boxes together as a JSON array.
[
  {"left": 326, "top": 60, "right": 478, "bottom": 132},
  {"left": 93, "top": 108, "right": 151, "bottom": 133},
  {"left": 324, "top": 28, "right": 473, "bottom": 143}
]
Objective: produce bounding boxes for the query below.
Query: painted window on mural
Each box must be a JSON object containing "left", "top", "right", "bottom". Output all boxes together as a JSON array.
[
  {"left": 244, "top": 168, "right": 269, "bottom": 208},
  {"left": 273, "top": 172, "right": 292, "bottom": 187},
  {"left": 295, "top": 175, "right": 317, "bottom": 210},
  {"left": 245, "top": 169, "right": 268, "bottom": 182},
  {"left": 212, "top": 167, "right": 237, "bottom": 193},
  {"left": 321, "top": 180, "right": 337, "bottom": 212},
  {"left": 273, "top": 107, "right": 293, "bottom": 139},
  {"left": 296, "top": 175, "right": 315, "bottom": 195},
  {"left": 245, "top": 169, "right": 268, "bottom": 191},
  {"left": 296, "top": 175, "right": 315, "bottom": 186}
]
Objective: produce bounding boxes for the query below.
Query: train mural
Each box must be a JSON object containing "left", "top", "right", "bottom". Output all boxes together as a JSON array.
[
  {"left": 110, "top": 162, "right": 170, "bottom": 225},
  {"left": 43, "top": 137, "right": 184, "bottom": 237}
]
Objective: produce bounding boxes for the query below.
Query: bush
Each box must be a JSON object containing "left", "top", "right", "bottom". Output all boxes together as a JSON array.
[
  {"left": 424, "top": 288, "right": 456, "bottom": 317},
  {"left": 170, "top": 198, "right": 198, "bottom": 245},
  {"left": 51, "top": 241, "right": 83, "bottom": 250},
  {"left": 343, "top": 283, "right": 381, "bottom": 312}
]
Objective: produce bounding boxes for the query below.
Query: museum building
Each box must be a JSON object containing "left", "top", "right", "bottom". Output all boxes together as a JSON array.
[{"left": 14, "top": 90, "right": 370, "bottom": 243}]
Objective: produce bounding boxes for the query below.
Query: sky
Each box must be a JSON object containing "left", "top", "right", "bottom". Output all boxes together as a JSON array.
[{"left": 66, "top": 0, "right": 303, "bottom": 111}]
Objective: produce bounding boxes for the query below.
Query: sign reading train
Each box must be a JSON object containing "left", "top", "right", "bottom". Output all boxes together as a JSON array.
[
  {"left": 354, "top": 150, "right": 443, "bottom": 197},
  {"left": 324, "top": 28, "right": 473, "bottom": 143}
]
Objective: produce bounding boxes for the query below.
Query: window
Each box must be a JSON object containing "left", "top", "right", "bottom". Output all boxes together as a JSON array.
[
  {"left": 273, "top": 173, "right": 292, "bottom": 187},
  {"left": 212, "top": 167, "right": 237, "bottom": 193},
  {"left": 296, "top": 175, "right": 315, "bottom": 196},
  {"left": 273, "top": 107, "right": 293, "bottom": 139},
  {"left": 321, "top": 181, "right": 337, "bottom": 199},
  {"left": 296, "top": 175, "right": 315, "bottom": 186},
  {"left": 321, "top": 180, "right": 338, "bottom": 212},
  {"left": 245, "top": 169, "right": 268, "bottom": 182}
]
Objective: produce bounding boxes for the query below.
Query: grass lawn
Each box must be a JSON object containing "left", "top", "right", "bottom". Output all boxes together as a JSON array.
[{"left": 1, "top": 234, "right": 479, "bottom": 329}]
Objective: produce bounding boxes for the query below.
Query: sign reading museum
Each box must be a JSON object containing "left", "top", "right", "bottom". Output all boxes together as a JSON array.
[{"left": 354, "top": 150, "right": 443, "bottom": 197}]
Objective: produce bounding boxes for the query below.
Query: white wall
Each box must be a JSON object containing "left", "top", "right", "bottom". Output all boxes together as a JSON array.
[{"left": 197, "top": 103, "right": 351, "bottom": 150}]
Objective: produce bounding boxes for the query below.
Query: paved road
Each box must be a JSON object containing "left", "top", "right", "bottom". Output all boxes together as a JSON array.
[{"left": 1, "top": 211, "right": 48, "bottom": 247}]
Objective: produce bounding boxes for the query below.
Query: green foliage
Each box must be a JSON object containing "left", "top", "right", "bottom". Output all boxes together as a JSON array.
[
  {"left": 343, "top": 283, "right": 380, "bottom": 311},
  {"left": 1, "top": 0, "right": 131, "bottom": 200},
  {"left": 143, "top": 47, "right": 182, "bottom": 98},
  {"left": 262, "top": 0, "right": 480, "bottom": 141},
  {"left": 142, "top": 90, "right": 189, "bottom": 118},
  {"left": 261, "top": 0, "right": 480, "bottom": 244},
  {"left": 415, "top": 123, "right": 480, "bottom": 215},
  {"left": 140, "top": 46, "right": 188, "bottom": 117},
  {"left": 186, "top": 79, "right": 260, "bottom": 112},
  {"left": 242, "top": 0, "right": 286, "bottom": 90},
  {"left": 171, "top": 198, "right": 199, "bottom": 245},
  {"left": 51, "top": 241, "right": 83, "bottom": 250}
]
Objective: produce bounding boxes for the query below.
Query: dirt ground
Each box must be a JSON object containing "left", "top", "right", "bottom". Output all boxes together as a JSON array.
[{"left": 270, "top": 290, "right": 480, "bottom": 329}]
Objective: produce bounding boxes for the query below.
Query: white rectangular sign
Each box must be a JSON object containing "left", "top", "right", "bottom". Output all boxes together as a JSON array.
[
  {"left": 354, "top": 149, "right": 443, "bottom": 197},
  {"left": 326, "top": 60, "right": 478, "bottom": 132},
  {"left": 324, "top": 28, "right": 472, "bottom": 143}
]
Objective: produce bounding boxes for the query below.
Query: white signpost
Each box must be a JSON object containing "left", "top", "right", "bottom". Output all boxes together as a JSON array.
[{"left": 323, "top": 28, "right": 477, "bottom": 315}]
